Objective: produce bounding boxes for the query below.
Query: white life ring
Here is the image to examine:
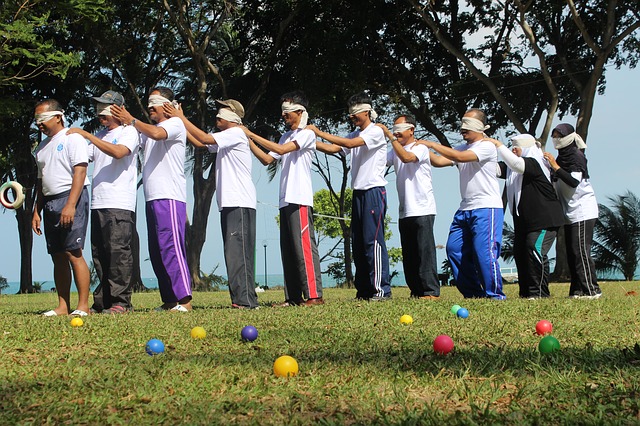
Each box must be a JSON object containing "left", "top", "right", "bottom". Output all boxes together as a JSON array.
[{"left": 0, "top": 181, "right": 25, "bottom": 209}]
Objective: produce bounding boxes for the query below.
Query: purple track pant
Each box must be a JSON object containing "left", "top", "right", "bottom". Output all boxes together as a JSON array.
[{"left": 146, "top": 199, "right": 192, "bottom": 303}]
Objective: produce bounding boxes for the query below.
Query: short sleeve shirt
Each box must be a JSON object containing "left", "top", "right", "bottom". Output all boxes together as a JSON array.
[
  {"left": 89, "top": 125, "right": 140, "bottom": 211},
  {"left": 140, "top": 117, "right": 187, "bottom": 202},
  {"left": 387, "top": 142, "right": 436, "bottom": 218},
  {"left": 456, "top": 139, "right": 502, "bottom": 210},
  {"left": 35, "top": 128, "right": 90, "bottom": 197},
  {"left": 207, "top": 126, "right": 256, "bottom": 211},
  {"left": 342, "top": 123, "right": 387, "bottom": 190},
  {"left": 269, "top": 128, "right": 315, "bottom": 208}
]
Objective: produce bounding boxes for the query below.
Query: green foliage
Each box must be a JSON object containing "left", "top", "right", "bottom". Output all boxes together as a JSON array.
[
  {"left": 193, "top": 265, "right": 228, "bottom": 292},
  {"left": 0, "top": 274, "right": 7, "bottom": 293},
  {"left": 313, "top": 188, "right": 352, "bottom": 240},
  {"left": 1, "top": 284, "right": 640, "bottom": 424},
  {"left": 593, "top": 191, "right": 640, "bottom": 280}
]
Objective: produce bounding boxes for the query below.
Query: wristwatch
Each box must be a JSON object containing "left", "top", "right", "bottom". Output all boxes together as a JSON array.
[{"left": 129, "top": 119, "right": 137, "bottom": 127}]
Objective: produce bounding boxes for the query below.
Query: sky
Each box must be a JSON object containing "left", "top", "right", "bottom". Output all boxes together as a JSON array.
[{"left": 0, "top": 67, "right": 638, "bottom": 283}]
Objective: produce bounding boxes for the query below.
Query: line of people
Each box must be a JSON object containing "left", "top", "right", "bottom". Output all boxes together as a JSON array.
[{"left": 30, "top": 88, "right": 601, "bottom": 316}]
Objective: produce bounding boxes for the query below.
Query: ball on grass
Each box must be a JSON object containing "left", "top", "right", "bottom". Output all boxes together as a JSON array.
[
  {"left": 535, "top": 320, "right": 553, "bottom": 336},
  {"left": 433, "top": 335, "right": 455, "bottom": 355},
  {"left": 241, "top": 325, "right": 258, "bottom": 342},
  {"left": 145, "top": 338, "right": 165, "bottom": 356},
  {"left": 538, "top": 335, "right": 560, "bottom": 354},
  {"left": 456, "top": 308, "right": 469, "bottom": 319},
  {"left": 190, "top": 326, "right": 206, "bottom": 339},
  {"left": 273, "top": 355, "right": 299, "bottom": 377},
  {"left": 70, "top": 317, "right": 83, "bottom": 327},
  {"left": 450, "top": 304, "right": 462, "bottom": 314},
  {"left": 400, "top": 314, "right": 413, "bottom": 325}
]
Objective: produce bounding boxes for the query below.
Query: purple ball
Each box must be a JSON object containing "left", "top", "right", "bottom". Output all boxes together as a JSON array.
[{"left": 241, "top": 325, "right": 258, "bottom": 342}]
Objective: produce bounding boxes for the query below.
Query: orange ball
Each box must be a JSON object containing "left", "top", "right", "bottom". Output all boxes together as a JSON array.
[{"left": 273, "top": 355, "right": 299, "bottom": 378}]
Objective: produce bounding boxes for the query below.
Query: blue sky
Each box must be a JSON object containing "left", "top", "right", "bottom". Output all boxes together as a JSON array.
[{"left": 1, "top": 67, "right": 638, "bottom": 282}]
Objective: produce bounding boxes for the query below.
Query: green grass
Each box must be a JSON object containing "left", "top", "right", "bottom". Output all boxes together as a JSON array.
[{"left": 1, "top": 282, "right": 640, "bottom": 425}]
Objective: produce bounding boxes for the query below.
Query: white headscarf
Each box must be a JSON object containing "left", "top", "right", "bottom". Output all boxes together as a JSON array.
[
  {"left": 392, "top": 123, "right": 415, "bottom": 134},
  {"left": 460, "top": 117, "right": 490, "bottom": 133},
  {"left": 96, "top": 102, "right": 113, "bottom": 116},
  {"left": 505, "top": 134, "right": 550, "bottom": 216},
  {"left": 281, "top": 102, "right": 308, "bottom": 129},
  {"left": 35, "top": 111, "right": 64, "bottom": 125},
  {"left": 553, "top": 132, "right": 587, "bottom": 150},
  {"left": 148, "top": 94, "right": 180, "bottom": 109},
  {"left": 349, "top": 103, "right": 378, "bottom": 121},
  {"left": 216, "top": 107, "right": 242, "bottom": 124}
]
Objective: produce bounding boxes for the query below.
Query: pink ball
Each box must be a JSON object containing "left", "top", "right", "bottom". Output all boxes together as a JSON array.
[
  {"left": 535, "top": 320, "right": 553, "bottom": 336},
  {"left": 433, "top": 334, "right": 454, "bottom": 355}
]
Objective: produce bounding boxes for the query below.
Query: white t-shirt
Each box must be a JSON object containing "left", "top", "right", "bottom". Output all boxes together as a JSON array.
[
  {"left": 140, "top": 117, "right": 187, "bottom": 202},
  {"left": 456, "top": 139, "right": 502, "bottom": 210},
  {"left": 35, "top": 128, "right": 90, "bottom": 197},
  {"left": 387, "top": 142, "right": 436, "bottom": 219},
  {"left": 342, "top": 123, "right": 388, "bottom": 190},
  {"left": 207, "top": 126, "right": 256, "bottom": 211},
  {"left": 88, "top": 125, "right": 140, "bottom": 211},
  {"left": 554, "top": 171, "right": 599, "bottom": 223},
  {"left": 269, "top": 128, "right": 315, "bottom": 208}
]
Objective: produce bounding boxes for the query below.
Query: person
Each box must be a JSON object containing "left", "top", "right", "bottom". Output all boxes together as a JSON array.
[
  {"left": 308, "top": 92, "right": 390, "bottom": 301},
  {"left": 163, "top": 99, "right": 259, "bottom": 309},
  {"left": 543, "top": 123, "right": 602, "bottom": 299},
  {"left": 379, "top": 115, "right": 454, "bottom": 299},
  {"left": 421, "top": 109, "right": 505, "bottom": 300},
  {"left": 32, "top": 99, "right": 91, "bottom": 316},
  {"left": 489, "top": 134, "right": 565, "bottom": 299},
  {"left": 112, "top": 87, "right": 192, "bottom": 312},
  {"left": 243, "top": 91, "right": 324, "bottom": 307},
  {"left": 67, "top": 90, "right": 140, "bottom": 314}
]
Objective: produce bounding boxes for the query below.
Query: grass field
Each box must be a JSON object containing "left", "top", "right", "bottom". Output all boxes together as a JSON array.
[{"left": 1, "top": 282, "right": 640, "bottom": 425}]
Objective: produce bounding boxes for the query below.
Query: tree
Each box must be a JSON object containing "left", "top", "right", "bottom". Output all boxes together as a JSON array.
[
  {"left": 593, "top": 191, "right": 640, "bottom": 281},
  {"left": 0, "top": 274, "right": 8, "bottom": 294}
]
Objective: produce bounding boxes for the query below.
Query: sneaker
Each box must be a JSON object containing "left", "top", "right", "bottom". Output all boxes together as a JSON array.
[
  {"left": 569, "top": 292, "right": 602, "bottom": 300},
  {"left": 102, "top": 305, "right": 131, "bottom": 314},
  {"left": 370, "top": 295, "right": 392, "bottom": 302}
]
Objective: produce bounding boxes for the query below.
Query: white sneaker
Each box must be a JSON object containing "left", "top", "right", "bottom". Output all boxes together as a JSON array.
[{"left": 569, "top": 293, "right": 602, "bottom": 300}]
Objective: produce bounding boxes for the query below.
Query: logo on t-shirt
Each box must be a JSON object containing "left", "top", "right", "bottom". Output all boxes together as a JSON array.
[
  {"left": 112, "top": 139, "right": 118, "bottom": 145},
  {"left": 56, "top": 143, "right": 63, "bottom": 152}
]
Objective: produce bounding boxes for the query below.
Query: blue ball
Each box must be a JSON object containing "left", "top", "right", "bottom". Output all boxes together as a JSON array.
[
  {"left": 456, "top": 308, "right": 469, "bottom": 319},
  {"left": 241, "top": 325, "right": 258, "bottom": 342},
  {"left": 145, "top": 338, "right": 165, "bottom": 355}
]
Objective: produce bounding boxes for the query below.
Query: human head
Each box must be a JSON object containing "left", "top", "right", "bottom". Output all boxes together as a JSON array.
[
  {"left": 347, "top": 92, "right": 377, "bottom": 129},
  {"left": 551, "top": 123, "right": 575, "bottom": 138},
  {"left": 392, "top": 115, "right": 416, "bottom": 145},
  {"left": 92, "top": 90, "right": 125, "bottom": 129},
  {"left": 280, "top": 90, "right": 308, "bottom": 129},
  {"left": 215, "top": 99, "right": 244, "bottom": 130},
  {"left": 460, "top": 108, "right": 488, "bottom": 143},
  {"left": 34, "top": 99, "right": 65, "bottom": 137},
  {"left": 148, "top": 86, "right": 175, "bottom": 123},
  {"left": 509, "top": 133, "right": 538, "bottom": 157}
]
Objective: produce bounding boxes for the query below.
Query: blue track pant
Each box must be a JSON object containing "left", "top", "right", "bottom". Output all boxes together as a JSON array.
[
  {"left": 352, "top": 187, "right": 390, "bottom": 299},
  {"left": 446, "top": 208, "right": 505, "bottom": 300}
]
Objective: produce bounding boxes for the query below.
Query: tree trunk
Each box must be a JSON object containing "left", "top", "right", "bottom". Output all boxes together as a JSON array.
[
  {"left": 130, "top": 210, "right": 147, "bottom": 292},
  {"left": 185, "top": 148, "right": 217, "bottom": 289},
  {"left": 342, "top": 223, "right": 353, "bottom": 287},
  {"left": 550, "top": 226, "right": 571, "bottom": 282},
  {"left": 16, "top": 205, "right": 34, "bottom": 293}
]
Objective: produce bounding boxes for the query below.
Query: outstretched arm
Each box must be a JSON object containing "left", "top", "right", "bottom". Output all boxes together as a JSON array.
[
  {"left": 316, "top": 141, "right": 343, "bottom": 154},
  {"left": 67, "top": 128, "right": 131, "bottom": 159},
  {"left": 307, "top": 124, "right": 364, "bottom": 149},
  {"left": 420, "top": 140, "right": 478, "bottom": 163},
  {"left": 243, "top": 127, "right": 298, "bottom": 155},
  {"left": 249, "top": 139, "right": 276, "bottom": 166},
  {"left": 111, "top": 105, "right": 168, "bottom": 141},
  {"left": 162, "top": 103, "right": 215, "bottom": 145}
]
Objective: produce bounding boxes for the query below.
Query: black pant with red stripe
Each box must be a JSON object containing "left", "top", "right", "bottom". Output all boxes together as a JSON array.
[{"left": 280, "top": 204, "right": 323, "bottom": 303}]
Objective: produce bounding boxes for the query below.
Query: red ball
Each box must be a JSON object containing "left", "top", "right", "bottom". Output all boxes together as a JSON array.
[
  {"left": 433, "top": 334, "right": 454, "bottom": 355},
  {"left": 535, "top": 320, "right": 553, "bottom": 336}
]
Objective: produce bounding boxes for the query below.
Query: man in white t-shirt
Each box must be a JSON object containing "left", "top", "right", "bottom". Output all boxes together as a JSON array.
[
  {"left": 308, "top": 92, "right": 390, "bottom": 301},
  {"left": 244, "top": 91, "right": 323, "bottom": 307},
  {"left": 112, "top": 87, "right": 192, "bottom": 312},
  {"left": 163, "top": 99, "right": 259, "bottom": 309},
  {"left": 67, "top": 90, "right": 140, "bottom": 314},
  {"left": 422, "top": 109, "right": 505, "bottom": 300},
  {"left": 32, "top": 99, "right": 91, "bottom": 317},
  {"left": 380, "top": 115, "right": 454, "bottom": 299}
]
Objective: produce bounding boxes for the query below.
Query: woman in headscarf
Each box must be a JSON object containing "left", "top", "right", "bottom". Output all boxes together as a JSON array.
[
  {"left": 489, "top": 134, "right": 565, "bottom": 299},
  {"left": 543, "top": 123, "right": 602, "bottom": 299}
]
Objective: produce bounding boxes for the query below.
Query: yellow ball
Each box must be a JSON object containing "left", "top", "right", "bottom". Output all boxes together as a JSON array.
[
  {"left": 273, "top": 355, "right": 299, "bottom": 378},
  {"left": 190, "top": 326, "right": 206, "bottom": 339},
  {"left": 70, "top": 317, "right": 84, "bottom": 327},
  {"left": 400, "top": 314, "right": 414, "bottom": 324}
]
